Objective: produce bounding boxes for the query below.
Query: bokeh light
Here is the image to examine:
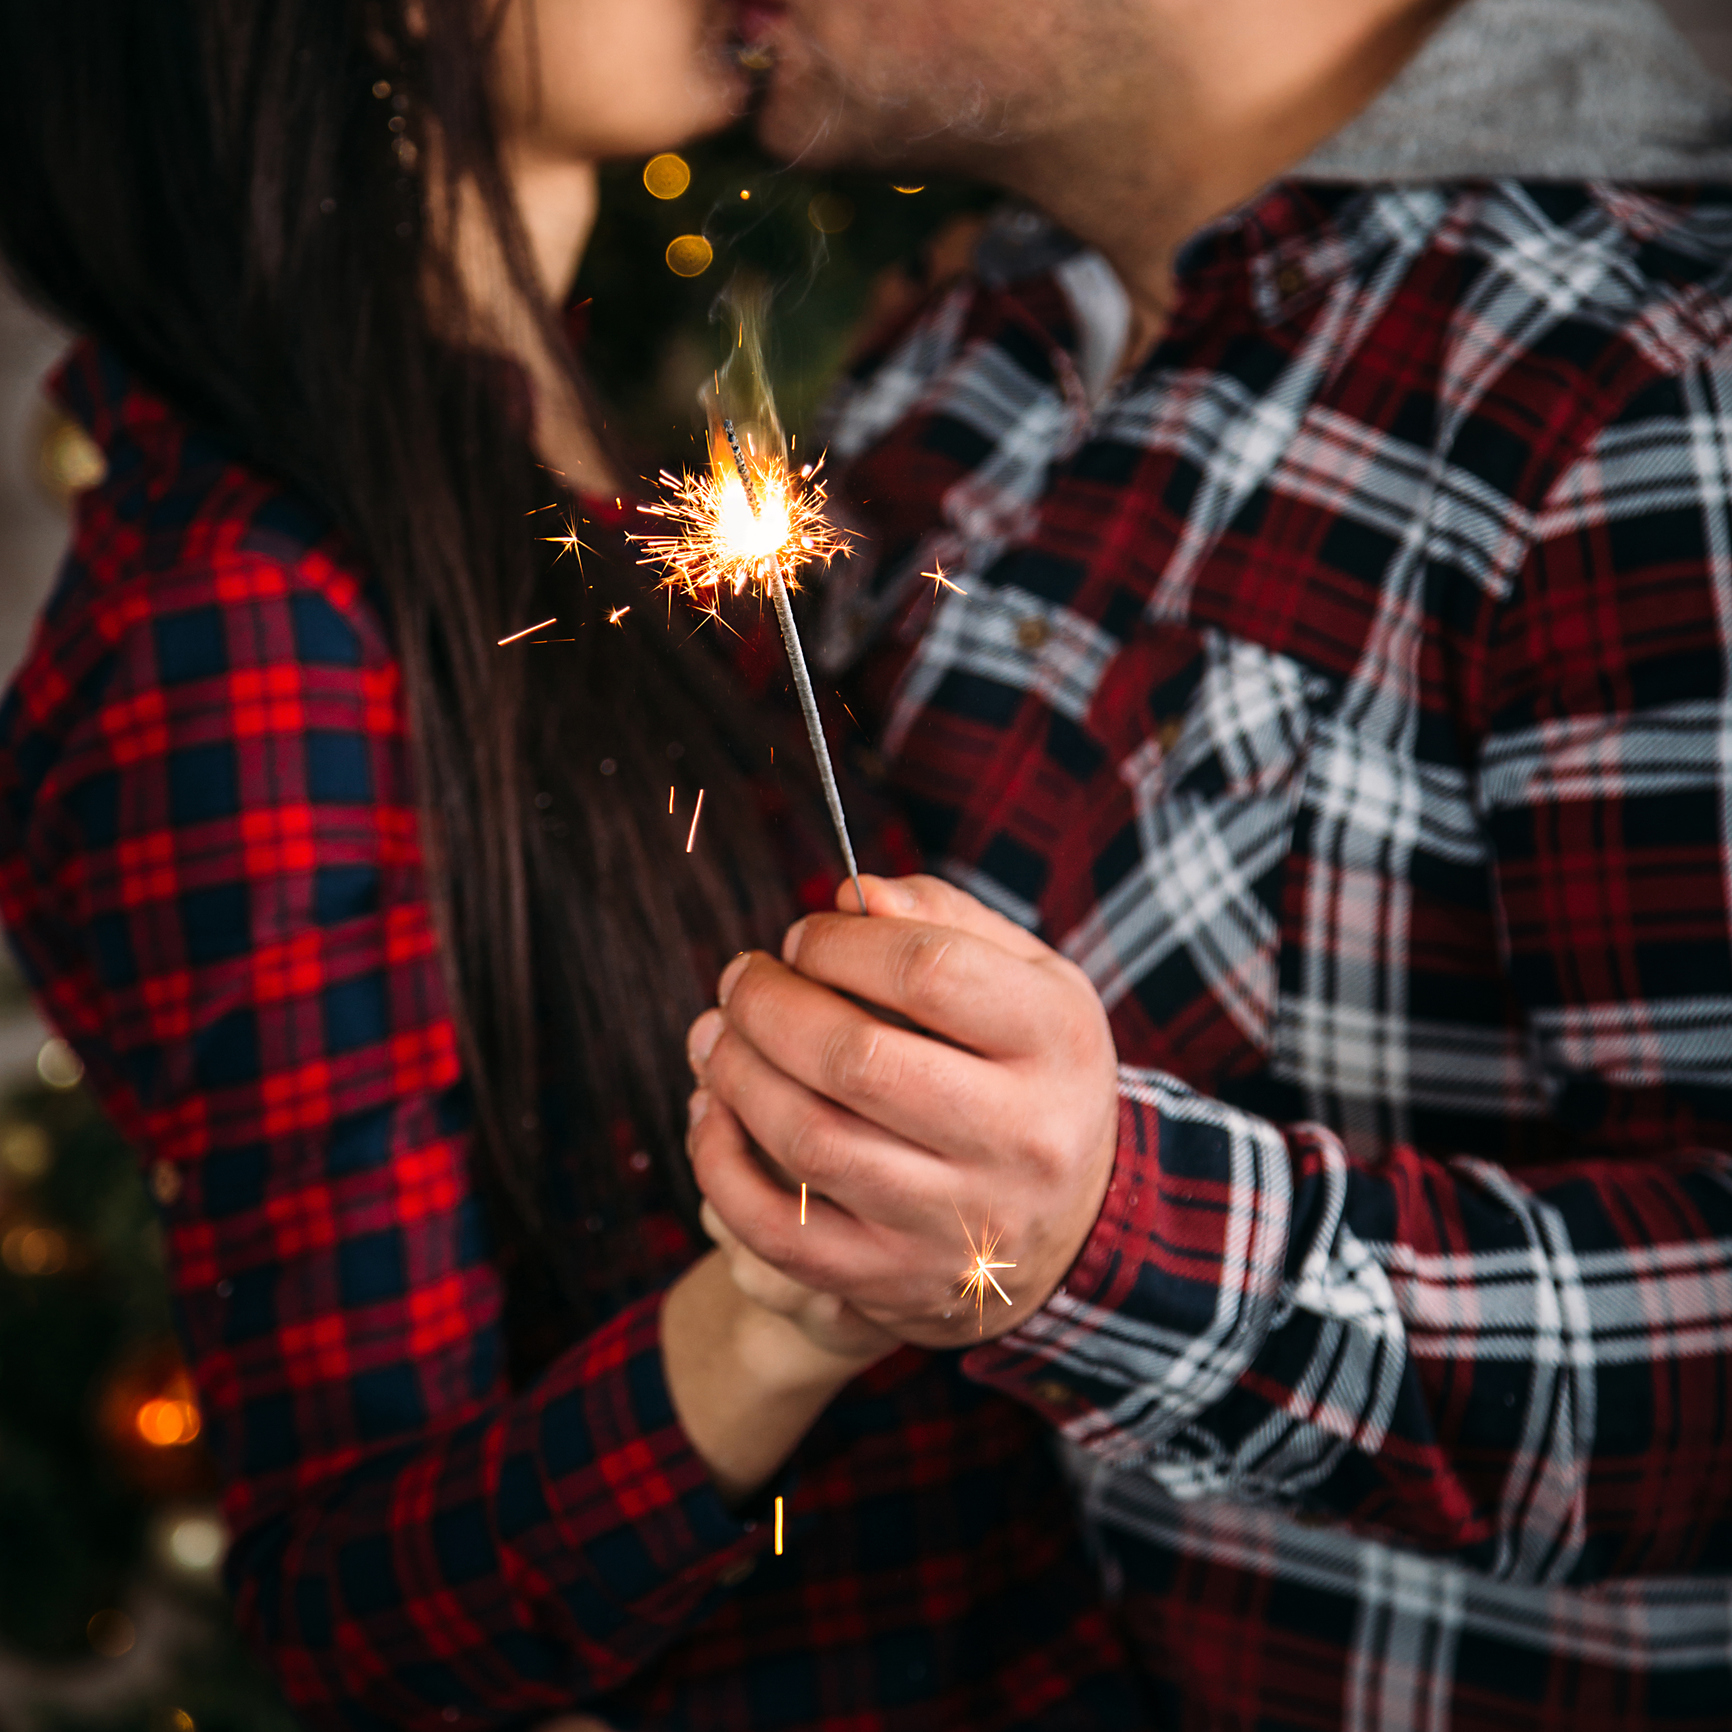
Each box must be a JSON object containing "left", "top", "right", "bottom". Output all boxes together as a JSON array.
[
  {"left": 136, "top": 1396, "right": 202, "bottom": 1448},
  {"left": 36, "top": 1037, "right": 84, "bottom": 1090},
  {"left": 807, "top": 192, "right": 855, "bottom": 235},
  {"left": 87, "top": 1608, "right": 136, "bottom": 1657},
  {"left": 0, "top": 1122, "right": 51, "bottom": 1181},
  {"left": 164, "top": 1511, "right": 226, "bottom": 1573},
  {"left": 643, "top": 153, "right": 692, "bottom": 200},
  {"left": 665, "top": 234, "right": 715, "bottom": 278},
  {"left": 2, "top": 1224, "right": 68, "bottom": 1275}
]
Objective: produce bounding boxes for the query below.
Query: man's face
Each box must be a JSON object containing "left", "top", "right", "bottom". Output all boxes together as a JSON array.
[{"left": 734, "top": 0, "right": 1092, "bottom": 173}]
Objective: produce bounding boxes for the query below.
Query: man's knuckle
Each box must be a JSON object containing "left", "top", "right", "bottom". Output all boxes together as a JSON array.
[
  {"left": 823, "top": 1019, "right": 892, "bottom": 1099},
  {"left": 895, "top": 929, "right": 955, "bottom": 1010}
]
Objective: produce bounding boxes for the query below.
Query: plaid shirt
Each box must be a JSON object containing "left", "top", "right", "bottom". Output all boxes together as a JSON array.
[
  {"left": 0, "top": 343, "right": 1150, "bottom": 1730},
  {"left": 818, "top": 178, "right": 1732, "bottom": 1730}
]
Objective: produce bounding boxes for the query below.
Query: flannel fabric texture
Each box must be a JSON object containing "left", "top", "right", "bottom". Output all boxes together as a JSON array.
[
  {"left": 817, "top": 178, "right": 1732, "bottom": 1731},
  {"left": 0, "top": 342, "right": 1149, "bottom": 1730}
]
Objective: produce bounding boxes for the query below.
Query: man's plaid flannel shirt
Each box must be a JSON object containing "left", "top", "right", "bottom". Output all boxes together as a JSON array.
[{"left": 817, "top": 177, "right": 1732, "bottom": 1729}]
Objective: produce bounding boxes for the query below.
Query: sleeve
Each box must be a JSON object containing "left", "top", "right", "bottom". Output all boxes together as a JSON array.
[
  {"left": 12, "top": 551, "right": 772, "bottom": 1727},
  {"left": 963, "top": 357, "right": 1732, "bottom": 1590}
]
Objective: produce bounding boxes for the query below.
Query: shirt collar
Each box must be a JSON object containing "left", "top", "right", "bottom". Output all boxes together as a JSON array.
[{"left": 972, "top": 0, "right": 1732, "bottom": 368}]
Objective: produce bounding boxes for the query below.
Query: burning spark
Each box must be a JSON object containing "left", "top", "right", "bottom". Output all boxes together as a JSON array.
[
  {"left": 669, "top": 785, "right": 676, "bottom": 814},
  {"left": 544, "top": 518, "right": 597, "bottom": 572},
  {"left": 774, "top": 1496, "right": 785, "bottom": 1554},
  {"left": 633, "top": 449, "right": 848, "bottom": 613},
  {"left": 685, "top": 788, "right": 706, "bottom": 853},
  {"left": 608, "top": 605, "right": 631, "bottom": 626},
  {"left": 926, "top": 563, "right": 968, "bottom": 597},
  {"left": 633, "top": 285, "right": 867, "bottom": 913},
  {"left": 498, "top": 617, "right": 557, "bottom": 647},
  {"left": 800, "top": 1182, "right": 807, "bottom": 1226},
  {"left": 953, "top": 1199, "right": 1016, "bottom": 1334}
]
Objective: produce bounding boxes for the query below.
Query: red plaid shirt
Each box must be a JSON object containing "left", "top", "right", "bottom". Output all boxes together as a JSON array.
[
  {"left": 820, "top": 179, "right": 1732, "bottom": 1730},
  {"left": 0, "top": 342, "right": 1148, "bottom": 1730}
]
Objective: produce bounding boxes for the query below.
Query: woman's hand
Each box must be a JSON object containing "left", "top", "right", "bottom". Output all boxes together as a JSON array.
[
  {"left": 698, "top": 1196, "right": 899, "bottom": 1364},
  {"left": 660, "top": 1244, "right": 892, "bottom": 1508}
]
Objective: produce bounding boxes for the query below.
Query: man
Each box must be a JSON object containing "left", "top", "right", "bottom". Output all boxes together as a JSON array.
[{"left": 689, "top": 0, "right": 1732, "bottom": 1724}]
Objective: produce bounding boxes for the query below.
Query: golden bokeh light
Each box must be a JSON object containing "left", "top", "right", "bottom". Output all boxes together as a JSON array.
[
  {"left": 665, "top": 234, "right": 715, "bottom": 278},
  {"left": 891, "top": 184, "right": 926, "bottom": 195},
  {"left": 2, "top": 1224, "right": 68, "bottom": 1276},
  {"left": 807, "top": 192, "right": 855, "bottom": 235},
  {"left": 87, "top": 1609, "right": 136, "bottom": 1658},
  {"left": 643, "top": 153, "right": 692, "bottom": 200},
  {"left": 0, "top": 1122, "right": 51, "bottom": 1181}
]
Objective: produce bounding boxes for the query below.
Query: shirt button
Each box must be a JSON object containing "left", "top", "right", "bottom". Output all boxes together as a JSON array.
[
  {"left": 718, "top": 1557, "right": 758, "bottom": 1587},
  {"left": 1276, "top": 263, "right": 1307, "bottom": 297},
  {"left": 1015, "top": 616, "right": 1051, "bottom": 652},
  {"left": 1030, "top": 1378, "right": 1073, "bottom": 1408}
]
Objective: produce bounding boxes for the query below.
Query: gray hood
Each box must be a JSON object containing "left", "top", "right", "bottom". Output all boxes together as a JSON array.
[{"left": 1300, "top": 0, "right": 1732, "bottom": 182}]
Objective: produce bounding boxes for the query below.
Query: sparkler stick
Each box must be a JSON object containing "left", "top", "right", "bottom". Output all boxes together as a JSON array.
[
  {"left": 718, "top": 417, "right": 865, "bottom": 916},
  {"left": 632, "top": 284, "right": 866, "bottom": 913}
]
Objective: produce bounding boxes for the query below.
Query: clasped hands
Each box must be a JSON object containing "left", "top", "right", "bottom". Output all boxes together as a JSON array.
[{"left": 685, "top": 874, "right": 1121, "bottom": 1362}]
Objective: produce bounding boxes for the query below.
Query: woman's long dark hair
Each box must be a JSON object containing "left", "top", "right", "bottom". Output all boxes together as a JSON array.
[{"left": 0, "top": 0, "right": 800, "bottom": 1357}]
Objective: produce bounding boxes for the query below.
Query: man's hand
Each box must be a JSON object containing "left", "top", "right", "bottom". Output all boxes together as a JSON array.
[{"left": 685, "top": 875, "right": 1120, "bottom": 1349}]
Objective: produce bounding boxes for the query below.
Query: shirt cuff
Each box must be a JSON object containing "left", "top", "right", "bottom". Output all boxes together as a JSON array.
[
  {"left": 960, "top": 1067, "right": 1294, "bottom": 1453},
  {"left": 519, "top": 1288, "right": 789, "bottom": 1627}
]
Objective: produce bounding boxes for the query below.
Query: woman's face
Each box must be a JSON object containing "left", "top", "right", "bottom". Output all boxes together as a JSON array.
[{"left": 491, "top": 0, "right": 747, "bottom": 165}]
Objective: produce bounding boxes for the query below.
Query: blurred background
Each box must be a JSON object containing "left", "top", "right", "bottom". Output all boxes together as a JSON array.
[{"left": 0, "top": 9, "right": 1728, "bottom": 1729}]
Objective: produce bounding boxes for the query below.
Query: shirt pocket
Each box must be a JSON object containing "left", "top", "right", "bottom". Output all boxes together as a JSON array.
[{"left": 1054, "top": 625, "right": 1326, "bottom": 1084}]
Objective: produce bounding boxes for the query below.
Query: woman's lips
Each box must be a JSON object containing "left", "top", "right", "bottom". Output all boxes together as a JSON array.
[{"left": 734, "top": 0, "right": 788, "bottom": 48}]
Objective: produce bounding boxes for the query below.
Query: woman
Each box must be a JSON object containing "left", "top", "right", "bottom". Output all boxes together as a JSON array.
[{"left": 0, "top": 1, "right": 1147, "bottom": 1727}]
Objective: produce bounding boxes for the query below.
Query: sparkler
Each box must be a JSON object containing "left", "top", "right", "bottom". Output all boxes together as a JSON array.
[{"left": 634, "top": 286, "right": 865, "bottom": 914}]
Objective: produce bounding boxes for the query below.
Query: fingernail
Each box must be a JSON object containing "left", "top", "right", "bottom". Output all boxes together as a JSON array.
[
  {"left": 888, "top": 880, "right": 917, "bottom": 912},
  {"left": 689, "top": 1086, "right": 711, "bottom": 1126},
  {"left": 689, "top": 1010, "right": 723, "bottom": 1068},
  {"left": 718, "top": 952, "right": 750, "bottom": 1005},
  {"left": 781, "top": 918, "right": 807, "bottom": 967}
]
